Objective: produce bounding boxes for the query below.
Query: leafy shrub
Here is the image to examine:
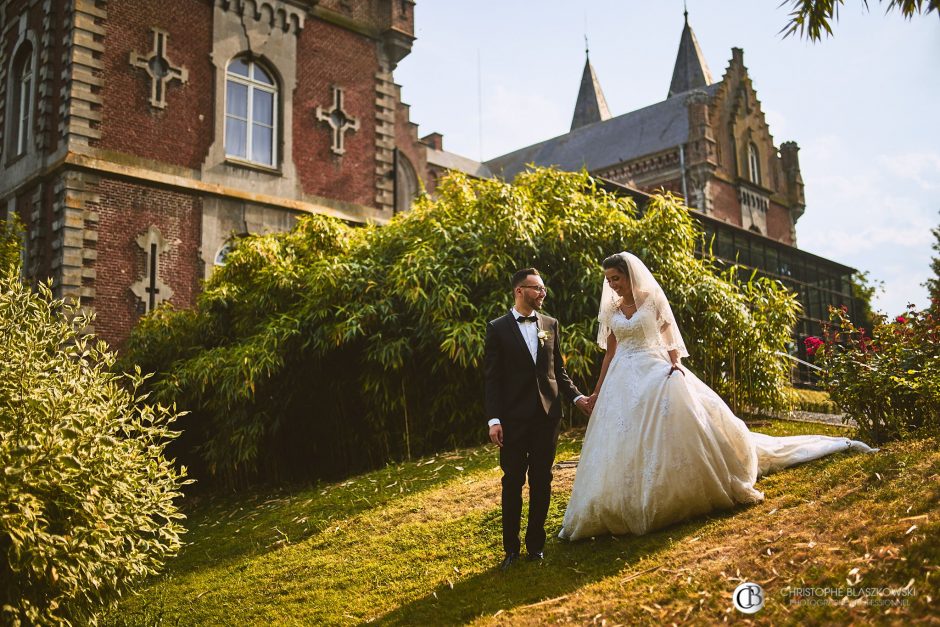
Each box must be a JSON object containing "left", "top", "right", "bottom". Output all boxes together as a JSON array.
[
  {"left": 0, "top": 214, "right": 22, "bottom": 275},
  {"left": 815, "top": 302, "right": 940, "bottom": 443},
  {"left": 121, "top": 168, "right": 800, "bottom": 486},
  {"left": 0, "top": 275, "right": 190, "bottom": 625},
  {"left": 783, "top": 386, "right": 838, "bottom": 414}
]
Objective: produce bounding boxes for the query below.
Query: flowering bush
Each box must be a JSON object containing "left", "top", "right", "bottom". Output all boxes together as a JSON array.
[
  {"left": 815, "top": 300, "right": 940, "bottom": 443},
  {"left": 804, "top": 336, "right": 824, "bottom": 357}
]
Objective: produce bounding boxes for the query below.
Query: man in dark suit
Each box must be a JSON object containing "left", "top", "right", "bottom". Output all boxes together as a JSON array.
[{"left": 484, "top": 267, "right": 589, "bottom": 570}]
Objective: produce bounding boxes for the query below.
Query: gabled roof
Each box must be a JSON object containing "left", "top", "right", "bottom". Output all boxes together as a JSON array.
[
  {"left": 485, "top": 83, "right": 720, "bottom": 181},
  {"left": 570, "top": 55, "right": 612, "bottom": 131},
  {"left": 667, "top": 12, "right": 713, "bottom": 98}
]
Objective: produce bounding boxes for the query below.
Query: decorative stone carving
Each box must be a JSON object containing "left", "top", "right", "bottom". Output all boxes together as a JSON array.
[
  {"left": 129, "top": 28, "right": 188, "bottom": 109},
  {"left": 316, "top": 86, "right": 359, "bottom": 156},
  {"left": 131, "top": 225, "right": 173, "bottom": 313}
]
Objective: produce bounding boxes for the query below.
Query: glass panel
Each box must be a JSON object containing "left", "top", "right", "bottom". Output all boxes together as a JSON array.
[
  {"left": 225, "top": 117, "right": 247, "bottom": 158},
  {"left": 252, "top": 63, "right": 274, "bottom": 85},
  {"left": 718, "top": 231, "right": 735, "bottom": 261},
  {"left": 226, "top": 81, "right": 248, "bottom": 118},
  {"left": 228, "top": 57, "right": 249, "bottom": 77},
  {"left": 252, "top": 89, "right": 274, "bottom": 125},
  {"left": 251, "top": 124, "right": 273, "bottom": 165},
  {"left": 19, "top": 77, "right": 30, "bottom": 153}
]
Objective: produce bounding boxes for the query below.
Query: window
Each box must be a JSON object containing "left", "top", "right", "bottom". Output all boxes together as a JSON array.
[
  {"left": 224, "top": 57, "right": 277, "bottom": 167},
  {"left": 747, "top": 142, "right": 761, "bottom": 186},
  {"left": 9, "top": 42, "right": 33, "bottom": 157}
]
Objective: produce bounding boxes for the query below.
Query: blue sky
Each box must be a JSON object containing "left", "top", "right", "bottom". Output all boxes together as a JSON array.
[{"left": 395, "top": 1, "right": 940, "bottom": 316}]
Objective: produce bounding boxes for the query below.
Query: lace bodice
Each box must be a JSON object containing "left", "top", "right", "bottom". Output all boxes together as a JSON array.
[{"left": 600, "top": 299, "right": 661, "bottom": 353}]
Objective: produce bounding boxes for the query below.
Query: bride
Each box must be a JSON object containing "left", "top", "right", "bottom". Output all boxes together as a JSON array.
[{"left": 558, "top": 252, "right": 876, "bottom": 540}]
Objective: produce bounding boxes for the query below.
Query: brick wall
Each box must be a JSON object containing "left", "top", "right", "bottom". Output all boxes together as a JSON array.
[
  {"left": 709, "top": 179, "right": 743, "bottom": 228},
  {"left": 93, "top": 177, "right": 201, "bottom": 347},
  {"left": 294, "top": 18, "right": 379, "bottom": 207},
  {"left": 100, "top": 0, "right": 213, "bottom": 170},
  {"left": 767, "top": 200, "right": 795, "bottom": 246}
]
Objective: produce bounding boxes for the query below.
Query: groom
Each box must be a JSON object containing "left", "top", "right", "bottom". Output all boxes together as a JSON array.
[{"left": 484, "top": 268, "right": 589, "bottom": 570}]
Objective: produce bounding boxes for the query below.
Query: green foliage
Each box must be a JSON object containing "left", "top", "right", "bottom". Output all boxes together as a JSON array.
[
  {"left": 0, "top": 275, "right": 190, "bottom": 626},
  {"left": 121, "top": 168, "right": 800, "bottom": 486},
  {"left": 780, "top": 0, "right": 939, "bottom": 40},
  {"left": 783, "top": 386, "right": 838, "bottom": 414},
  {"left": 816, "top": 302, "right": 940, "bottom": 443},
  {"left": 850, "top": 269, "right": 882, "bottom": 331},
  {"left": 0, "top": 214, "right": 22, "bottom": 275}
]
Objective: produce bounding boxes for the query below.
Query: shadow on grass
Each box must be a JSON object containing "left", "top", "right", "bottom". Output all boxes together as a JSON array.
[{"left": 372, "top": 505, "right": 739, "bottom": 625}]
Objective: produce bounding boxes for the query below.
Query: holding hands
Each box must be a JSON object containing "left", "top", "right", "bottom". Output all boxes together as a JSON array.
[{"left": 575, "top": 393, "right": 598, "bottom": 416}]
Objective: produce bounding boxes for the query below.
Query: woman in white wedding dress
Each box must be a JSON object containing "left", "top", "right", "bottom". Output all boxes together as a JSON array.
[{"left": 558, "top": 252, "right": 876, "bottom": 540}]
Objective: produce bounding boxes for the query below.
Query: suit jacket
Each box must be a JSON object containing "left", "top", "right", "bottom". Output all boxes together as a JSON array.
[{"left": 483, "top": 311, "right": 582, "bottom": 433}]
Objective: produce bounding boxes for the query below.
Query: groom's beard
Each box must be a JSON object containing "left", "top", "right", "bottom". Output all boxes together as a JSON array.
[{"left": 525, "top": 294, "right": 544, "bottom": 311}]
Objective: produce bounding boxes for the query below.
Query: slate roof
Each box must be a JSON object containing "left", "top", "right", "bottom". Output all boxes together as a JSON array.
[
  {"left": 485, "top": 82, "right": 720, "bottom": 181},
  {"left": 668, "top": 12, "right": 713, "bottom": 98},
  {"left": 570, "top": 55, "right": 612, "bottom": 131}
]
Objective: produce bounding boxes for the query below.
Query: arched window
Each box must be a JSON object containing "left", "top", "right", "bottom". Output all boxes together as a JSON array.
[
  {"left": 9, "top": 42, "right": 33, "bottom": 157},
  {"left": 395, "top": 150, "right": 418, "bottom": 213},
  {"left": 747, "top": 142, "right": 761, "bottom": 186},
  {"left": 214, "top": 239, "right": 234, "bottom": 266},
  {"left": 224, "top": 57, "right": 277, "bottom": 167}
]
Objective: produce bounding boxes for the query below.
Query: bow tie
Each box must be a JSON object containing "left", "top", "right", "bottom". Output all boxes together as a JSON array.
[{"left": 516, "top": 315, "right": 537, "bottom": 323}]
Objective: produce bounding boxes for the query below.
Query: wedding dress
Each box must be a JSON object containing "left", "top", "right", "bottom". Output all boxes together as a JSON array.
[{"left": 558, "top": 253, "right": 876, "bottom": 540}]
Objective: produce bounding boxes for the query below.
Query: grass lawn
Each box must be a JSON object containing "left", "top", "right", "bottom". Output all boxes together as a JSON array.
[{"left": 105, "top": 419, "right": 939, "bottom": 625}]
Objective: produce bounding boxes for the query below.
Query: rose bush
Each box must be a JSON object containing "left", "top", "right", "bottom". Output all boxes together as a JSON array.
[{"left": 815, "top": 300, "right": 940, "bottom": 443}]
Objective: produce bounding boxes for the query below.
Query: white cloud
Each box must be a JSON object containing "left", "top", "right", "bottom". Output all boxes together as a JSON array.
[
  {"left": 876, "top": 152, "right": 940, "bottom": 191},
  {"left": 797, "top": 137, "right": 937, "bottom": 314}
]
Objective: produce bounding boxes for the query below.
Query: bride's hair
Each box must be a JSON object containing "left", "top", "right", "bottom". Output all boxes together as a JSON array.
[{"left": 601, "top": 254, "right": 630, "bottom": 280}]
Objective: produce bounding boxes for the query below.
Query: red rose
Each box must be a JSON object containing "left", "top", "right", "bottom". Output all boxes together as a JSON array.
[
  {"left": 804, "top": 336, "right": 824, "bottom": 357},
  {"left": 896, "top": 316, "right": 907, "bottom": 324}
]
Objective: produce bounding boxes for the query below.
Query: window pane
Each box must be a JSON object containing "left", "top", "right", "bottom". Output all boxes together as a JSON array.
[
  {"left": 252, "top": 89, "right": 273, "bottom": 125},
  {"left": 253, "top": 64, "right": 274, "bottom": 85},
  {"left": 251, "top": 123, "right": 273, "bottom": 165},
  {"left": 225, "top": 116, "right": 247, "bottom": 158},
  {"left": 228, "top": 57, "right": 249, "bottom": 77},
  {"left": 226, "top": 81, "right": 248, "bottom": 117}
]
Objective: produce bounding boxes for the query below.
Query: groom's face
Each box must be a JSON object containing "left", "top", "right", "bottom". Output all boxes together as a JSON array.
[{"left": 515, "top": 274, "right": 546, "bottom": 311}]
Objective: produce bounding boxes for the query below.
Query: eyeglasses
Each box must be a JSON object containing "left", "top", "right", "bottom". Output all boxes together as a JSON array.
[{"left": 519, "top": 284, "right": 547, "bottom": 294}]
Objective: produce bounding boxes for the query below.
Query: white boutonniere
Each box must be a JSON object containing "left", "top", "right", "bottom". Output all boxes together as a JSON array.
[{"left": 537, "top": 329, "right": 551, "bottom": 347}]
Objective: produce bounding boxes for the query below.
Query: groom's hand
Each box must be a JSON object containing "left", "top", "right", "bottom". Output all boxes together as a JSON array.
[
  {"left": 575, "top": 397, "right": 591, "bottom": 416},
  {"left": 489, "top": 424, "right": 504, "bottom": 448}
]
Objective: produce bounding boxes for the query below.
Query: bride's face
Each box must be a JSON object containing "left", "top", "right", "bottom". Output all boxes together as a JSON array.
[{"left": 604, "top": 267, "right": 631, "bottom": 297}]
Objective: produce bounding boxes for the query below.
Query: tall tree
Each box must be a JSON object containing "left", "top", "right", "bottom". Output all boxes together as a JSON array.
[
  {"left": 926, "top": 211, "right": 940, "bottom": 304},
  {"left": 781, "top": 0, "right": 939, "bottom": 40}
]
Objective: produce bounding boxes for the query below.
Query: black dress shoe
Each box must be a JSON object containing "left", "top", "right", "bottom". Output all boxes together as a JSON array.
[
  {"left": 499, "top": 552, "right": 520, "bottom": 571},
  {"left": 526, "top": 551, "right": 544, "bottom": 562}
]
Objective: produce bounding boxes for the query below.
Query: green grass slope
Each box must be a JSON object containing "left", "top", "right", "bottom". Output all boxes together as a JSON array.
[{"left": 106, "top": 419, "right": 938, "bottom": 626}]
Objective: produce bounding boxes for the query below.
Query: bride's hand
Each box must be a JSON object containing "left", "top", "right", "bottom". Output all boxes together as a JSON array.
[{"left": 667, "top": 363, "right": 684, "bottom": 377}]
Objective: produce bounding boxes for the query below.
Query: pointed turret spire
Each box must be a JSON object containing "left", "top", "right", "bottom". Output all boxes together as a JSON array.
[
  {"left": 570, "top": 45, "right": 611, "bottom": 131},
  {"left": 667, "top": 9, "right": 713, "bottom": 98}
]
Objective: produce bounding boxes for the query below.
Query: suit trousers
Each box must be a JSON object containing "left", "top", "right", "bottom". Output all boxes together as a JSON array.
[{"left": 499, "top": 415, "right": 560, "bottom": 555}]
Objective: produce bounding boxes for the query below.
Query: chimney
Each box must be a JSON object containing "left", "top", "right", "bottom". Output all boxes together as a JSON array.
[{"left": 421, "top": 132, "right": 443, "bottom": 151}]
